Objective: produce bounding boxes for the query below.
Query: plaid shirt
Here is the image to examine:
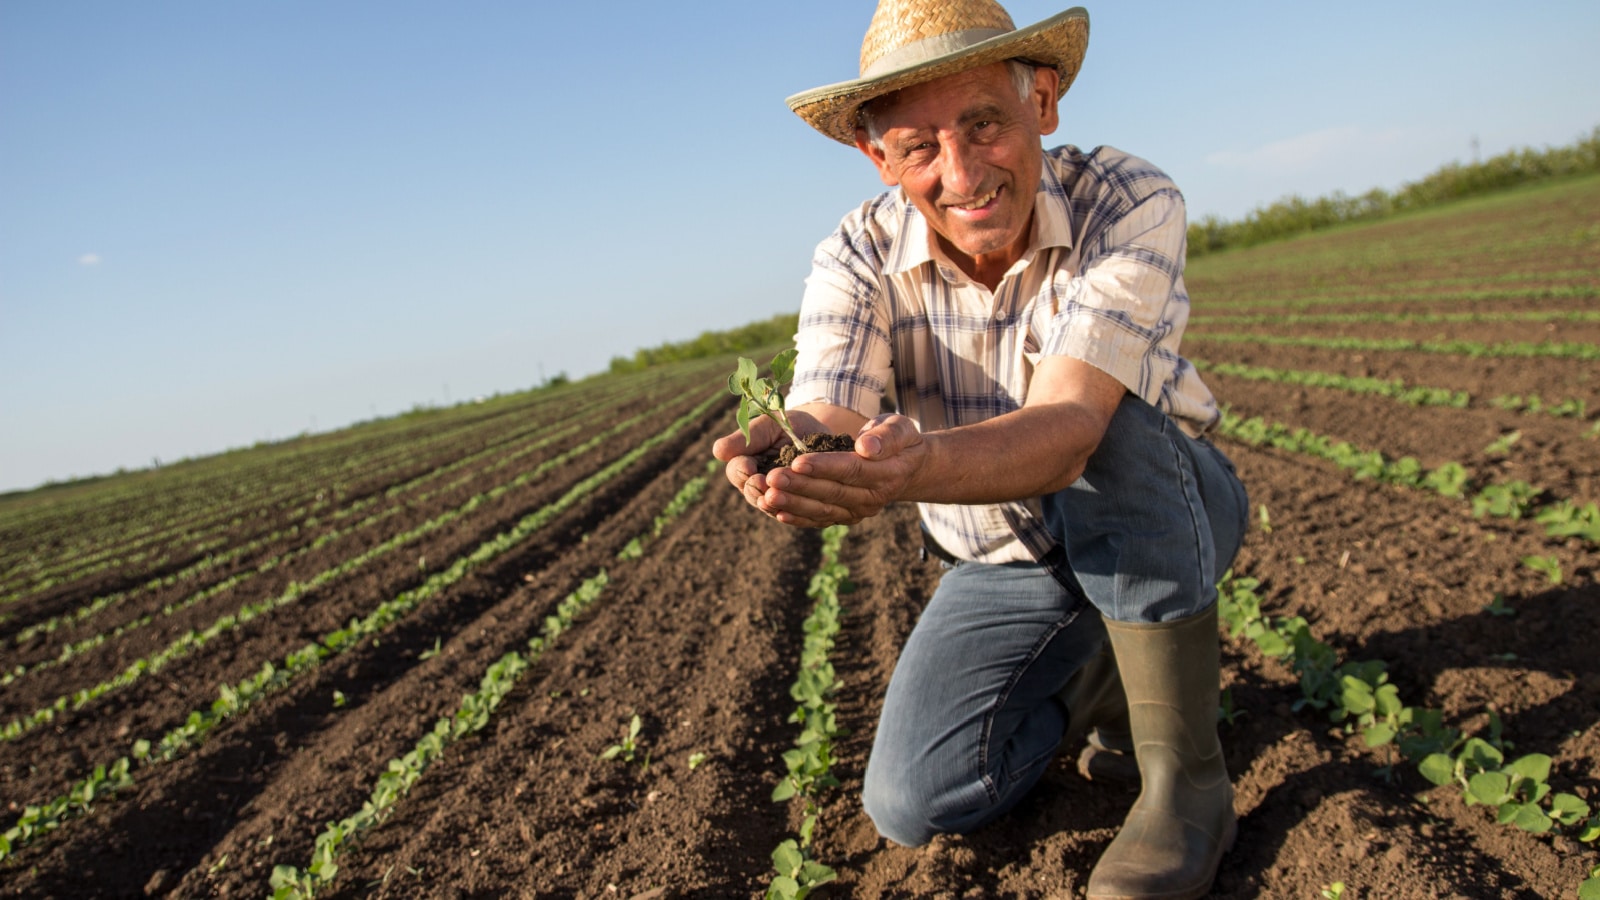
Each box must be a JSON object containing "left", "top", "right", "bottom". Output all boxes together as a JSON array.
[{"left": 788, "top": 144, "right": 1218, "bottom": 565}]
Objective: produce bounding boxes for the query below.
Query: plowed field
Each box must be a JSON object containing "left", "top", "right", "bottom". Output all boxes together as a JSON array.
[{"left": 3, "top": 175, "right": 1597, "bottom": 899}]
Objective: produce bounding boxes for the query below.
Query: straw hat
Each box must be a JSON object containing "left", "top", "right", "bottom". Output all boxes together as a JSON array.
[{"left": 787, "top": 0, "right": 1089, "bottom": 145}]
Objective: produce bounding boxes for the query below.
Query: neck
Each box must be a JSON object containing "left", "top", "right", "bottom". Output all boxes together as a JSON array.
[{"left": 938, "top": 218, "right": 1034, "bottom": 291}]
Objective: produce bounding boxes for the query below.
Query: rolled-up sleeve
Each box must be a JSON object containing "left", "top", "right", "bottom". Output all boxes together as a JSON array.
[{"left": 1040, "top": 186, "right": 1188, "bottom": 406}]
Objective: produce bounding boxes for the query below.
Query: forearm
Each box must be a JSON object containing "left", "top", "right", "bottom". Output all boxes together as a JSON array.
[
  {"left": 905, "top": 401, "right": 1108, "bottom": 504},
  {"left": 891, "top": 352, "right": 1126, "bottom": 505}
]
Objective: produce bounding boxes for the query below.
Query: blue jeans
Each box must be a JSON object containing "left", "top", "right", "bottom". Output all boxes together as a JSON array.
[{"left": 862, "top": 395, "right": 1247, "bottom": 846}]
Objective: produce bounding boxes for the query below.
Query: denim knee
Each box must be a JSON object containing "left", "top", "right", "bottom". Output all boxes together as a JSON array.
[
  {"left": 861, "top": 762, "right": 1007, "bottom": 847},
  {"left": 861, "top": 775, "right": 942, "bottom": 847}
]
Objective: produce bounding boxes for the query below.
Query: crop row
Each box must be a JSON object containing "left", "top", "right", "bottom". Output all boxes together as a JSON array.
[
  {"left": 0, "top": 415, "right": 595, "bottom": 693},
  {"left": 1216, "top": 411, "right": 1600, "bottom": 546},
  {"left": 0, "top": 402, "right": 509, "bottom": 593},
  {"left": 0, "top": 374, "right": 659, "bottom": 608},
  {"left": 1196, "top": 285, "right": 1598, "bottom": 313},
  {"left": 1191, "top": 308, "right": 1600, "bottom": 329},
  {"left": 1193, "top": 360, "right": 1596, "bottom": 426},
  {"left": 1187, "top": 332, "right": 1600, "bottom": 362},
  {"left": 3, "top": 370, "right": 689, "bottom": 663},
  {"left": 0, "top": 391, "right": 722, "bottom": 863},
  {"left": 766, "top": 523, "right": 851, "bottom": 900},
  {"left": 1216, "top": 570, "right": 1600, "bottom": 897},
  {"left": 0, "top": 390, "right": 717, "bottom": 742},
  {"left": 268, "top": 470, "right": 714, "bottom": 899}
]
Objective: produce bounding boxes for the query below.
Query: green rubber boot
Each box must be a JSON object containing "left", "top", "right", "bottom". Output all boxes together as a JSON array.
[{"left": 1087, "top": 605, "right": 1235, "bottom": 900}]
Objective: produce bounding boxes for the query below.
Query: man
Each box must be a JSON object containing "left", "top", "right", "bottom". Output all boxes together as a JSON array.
[{"left": 711, "top": 2, "right": 1247, "bottom": 897}]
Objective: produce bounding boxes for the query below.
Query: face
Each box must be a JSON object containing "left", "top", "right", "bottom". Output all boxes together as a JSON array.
[{"left": 856, "top": 62, "right": 1060, "bottom": 281}]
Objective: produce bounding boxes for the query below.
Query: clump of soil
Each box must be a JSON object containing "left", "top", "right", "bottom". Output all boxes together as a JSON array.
[{"left": 766, "top": 432, "right": 856, "bottom": 471}]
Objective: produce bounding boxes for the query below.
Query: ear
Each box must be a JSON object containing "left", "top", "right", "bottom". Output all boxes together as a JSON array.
[
  {"left": 1031, "top": 65, "right": 1061, "bottom": 136},
  {"left": 854, "top": 128, "right": 901, "bottom": 187}
]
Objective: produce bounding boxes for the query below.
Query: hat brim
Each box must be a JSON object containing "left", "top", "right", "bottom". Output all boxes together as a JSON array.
[{"left": 786, "top": 7, "right": 1089, "bottom": 145}]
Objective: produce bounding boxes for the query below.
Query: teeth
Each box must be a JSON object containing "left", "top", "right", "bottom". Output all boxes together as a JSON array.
[{"left": 955, "top": 187, "right": 998, "bottom": 210}]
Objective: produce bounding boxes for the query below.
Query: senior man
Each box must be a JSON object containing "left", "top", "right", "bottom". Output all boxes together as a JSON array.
[{"left": 712, "top": 1, "right": 1247, "bottom": 897}]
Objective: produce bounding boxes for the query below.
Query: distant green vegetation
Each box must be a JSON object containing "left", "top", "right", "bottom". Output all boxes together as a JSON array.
[
  {"left": 608, "top": 313, "right": 798, "bottom": 373},
  {"left": 1188, "top": 126, "right": 1600, "bottom": 257}
]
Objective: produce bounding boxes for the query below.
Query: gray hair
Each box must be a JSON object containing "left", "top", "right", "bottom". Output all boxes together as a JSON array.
[{"left": 859, "top": 59, "right": 1040, "bottom": 149}]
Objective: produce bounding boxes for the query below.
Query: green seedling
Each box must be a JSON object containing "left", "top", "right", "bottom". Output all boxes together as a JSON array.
[
  {"left": 1520, "top": 554, "right": 1563, "bottom": 585},
  {"left": 419, "top": 637, "right": 441, "bottom": 660},
  {"left": 1536, "top": 500, "right": 1600, "bottom": 543},
  {"left": 1471, "top": 480, "right": 1540, "bottom": 520},
  {"left": 332, "top": 690, "right": 347, "bottom": 708},
  {"left": 1581, "top": 866, "right": 1600, "bottom": 900},
  {"left": 1320, "top": 883, "right": 1346, "bottom": 900},
  {"left": 600, "top": 714, "right": 644, "bottom": 764},
  {"left": 688, "top": 751, "right": 709, "bottom": 770},
  {"left": 1422, "top": 461, "right": 1470, "bottom": 498},
  {"left": 1482, "top": 430, "right": 1522, "bottom": 456},
  {"left": 1257, "top": 504, "right": 1272, "bottom": 533},
  {"left": 729, "top": 350, "right": 804, "bottom": 449},
  {"left": 767, "top": 839, "right": 837, "bottom": 900}
]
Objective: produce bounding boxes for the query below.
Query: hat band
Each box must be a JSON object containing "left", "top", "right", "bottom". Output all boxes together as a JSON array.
[{"left": 861, "top": 27, "right": 1011, "bottom": 79}]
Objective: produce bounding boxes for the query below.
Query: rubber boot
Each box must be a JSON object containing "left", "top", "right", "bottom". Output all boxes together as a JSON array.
[
  {"left": 1087, "top": 605, "right": 1235, "bottom": 900},
  {"left": 1055, "top": 638, "right": 1138, "bottom": 785}
]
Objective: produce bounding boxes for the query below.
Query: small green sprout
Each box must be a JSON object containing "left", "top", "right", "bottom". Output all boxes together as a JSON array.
[
  {"left": 1482, "top": 430, "right": 1521, "bottom": 457},
  {"left": 688, "top": 751, "right": 709, "bottom": 770},
  {"left": 1520, "top": 554, "right": 1563, "bottom": 585},
  {"left": 1320, "top": 882, "right": 1346, "bottom": 900},
  {"left": 600, "top": 714, "right": 644, "bottom": 764},
  {"left": 419, "top": 637, "right": 442, "bottom": 660},
  {"left": 332, "top": 690, "right": 347, "bottom": 708},
  {"left": 729, "top": 350, "right": 804, "bottom": 449},
  {"left": 1257, "top": 504, "right": 1272, "bottom": 533}
]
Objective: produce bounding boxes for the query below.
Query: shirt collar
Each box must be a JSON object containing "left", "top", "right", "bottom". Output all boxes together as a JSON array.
[{"left": 884, "top": 155, "right": 1076, "bottom": 277}]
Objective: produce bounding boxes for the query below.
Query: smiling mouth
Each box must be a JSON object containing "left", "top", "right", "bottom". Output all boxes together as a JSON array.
[{"left": 949, "top": 185, "right": 1000, "bottom": 212}]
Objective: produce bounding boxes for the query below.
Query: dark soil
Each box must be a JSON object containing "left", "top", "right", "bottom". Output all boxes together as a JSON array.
[{"left": 769, "top": 432, "right": 858, "bottom": 471}]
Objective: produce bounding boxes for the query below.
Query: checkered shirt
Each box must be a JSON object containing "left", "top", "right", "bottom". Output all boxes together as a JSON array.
[{"left": 787, "top": 144, "right": 1219, "bottom": 565}]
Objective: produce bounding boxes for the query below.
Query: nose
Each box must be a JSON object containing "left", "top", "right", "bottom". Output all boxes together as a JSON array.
[{"left": 939, "top": 137, "right": 985, "bottom": 199}]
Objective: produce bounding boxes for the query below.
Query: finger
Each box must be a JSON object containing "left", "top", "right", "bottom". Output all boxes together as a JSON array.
[
  {"left": 766, "top": 468, "right": 880, "bottom": 522},
  {"left": 741, "top": 471, "right": 771, "bottom": 510},
  {"left": 787, "top": 449, "right": 867, "bottom": 486},
  {"left": 763, "top": 487, "right": 853, "bottom": 528},
  {"left": 724, "top": 454, "right": 756, "bottom": 490}
]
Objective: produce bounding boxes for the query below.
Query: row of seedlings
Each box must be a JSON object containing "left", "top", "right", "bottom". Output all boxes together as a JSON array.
[
  {"left": 0, "top": 392, "right": 724, "bottom": 861},
  {"left": 268, "top": 468, "right": 715, "bottom": 898}
]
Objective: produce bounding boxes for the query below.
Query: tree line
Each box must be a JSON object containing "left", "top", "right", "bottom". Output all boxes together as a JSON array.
[
  {"left": 1187, "top": 125, "right": 1600, "bottom": 257},
  {"left": 608, "top": 313, "right": 799, "bottom": 374}
]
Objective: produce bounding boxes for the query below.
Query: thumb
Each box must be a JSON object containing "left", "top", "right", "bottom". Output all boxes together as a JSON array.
[{"left": 856, "top": 414, "right": 916, "bottom": 460}]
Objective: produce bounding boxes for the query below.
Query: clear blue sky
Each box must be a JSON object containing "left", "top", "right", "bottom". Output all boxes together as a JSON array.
[{"left": 3, "top": 1, "right": 1596, "bottom": 493}]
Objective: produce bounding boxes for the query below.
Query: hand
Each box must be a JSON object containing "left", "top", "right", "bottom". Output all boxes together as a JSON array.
[
  {"left": 712, "top": 407, "right": 833, "bottom": 515},
  {"left": 760, "top": 414, "right": 928, "bottom": 528}
]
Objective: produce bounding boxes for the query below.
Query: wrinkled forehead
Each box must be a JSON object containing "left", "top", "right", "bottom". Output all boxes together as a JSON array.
[{"left": 860, "top": 61, "right": 1021, "bottom": 128}]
